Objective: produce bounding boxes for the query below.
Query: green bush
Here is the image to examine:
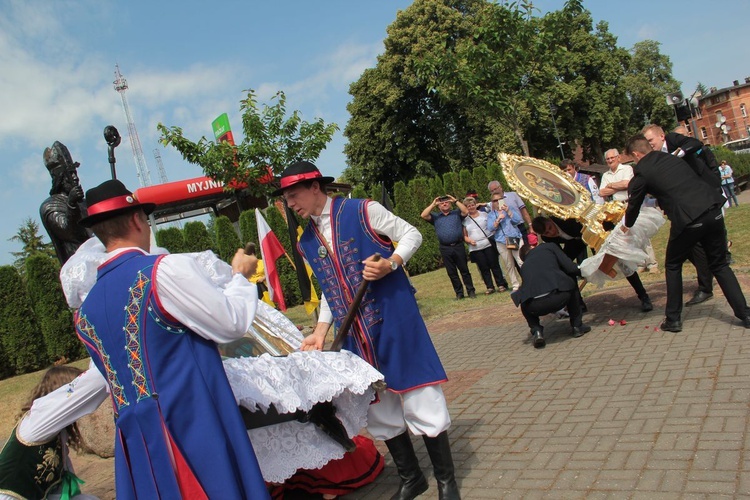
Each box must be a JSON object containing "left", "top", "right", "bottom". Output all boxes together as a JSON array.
[
  {"left": 214, "top": 216, "right": 242, "bottom": 264},
  {"left": 183, "top": 221, "right": 215, "bottom": 253},
  {"left": 0, "top": 266, "right": 47, "bottom": 376},
  {"left": 239, "top": 209, "right": 259, "bottom": 249},
  {"left": 472, "top": 166, "right": 491, "bottom": 202},
  {"left": 396, "top": 178, "right": 441, "bottom": 276},
  {"left": 156, "top": 227, "right": 186, "bottom": 254},
  {"left": 25, "top": 254, "right": 85, "bottom": 363},
  {"left": 351, "top": 185, "right": 368, "bottom": 199}
]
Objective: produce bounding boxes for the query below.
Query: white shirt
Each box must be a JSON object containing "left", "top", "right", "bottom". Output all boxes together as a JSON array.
[
  {"left": 462, "top": 212, "right": 493, "bottom": 251},
  {"left": 600, "top": 163, "right": 634, "bottom": 202},
  {"left": 18, "top": 360, "right": 109, "bottom": 444},
  {"left": 312, "top": 197, "right": 423, "bottom": 325},
  {"left": 20, "top": 246, "right": 262, "bottom": 445}
]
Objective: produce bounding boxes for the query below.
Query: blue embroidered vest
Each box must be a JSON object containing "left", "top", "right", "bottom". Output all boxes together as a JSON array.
[
  {"left": 299, "top": 198, "right": 447, "bottom": 392},
  {"left": 76, "top": 251, "right": 268, "bottom": 499}
]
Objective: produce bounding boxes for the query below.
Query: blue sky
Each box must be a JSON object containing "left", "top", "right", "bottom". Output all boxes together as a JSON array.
[{"left": 1, "top": 0, "right": 748, "bottom": 265}]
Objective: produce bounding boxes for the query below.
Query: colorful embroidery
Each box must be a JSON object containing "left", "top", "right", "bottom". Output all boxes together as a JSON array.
[
  {"left": 77, "top": 314, "right": 129, "bottom": 410},
  {"left": 124, "top": 271, "right": 152, "bottom": 401}
]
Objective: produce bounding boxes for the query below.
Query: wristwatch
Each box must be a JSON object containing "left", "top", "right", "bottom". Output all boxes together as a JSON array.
[{"left": 388, "top": 258, "right": 399, "bottom": 272}]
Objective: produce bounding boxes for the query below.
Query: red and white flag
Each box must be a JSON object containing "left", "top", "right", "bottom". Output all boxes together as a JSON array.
[{"left": 255, "top": 209, "right": 287, "bottom": 311}]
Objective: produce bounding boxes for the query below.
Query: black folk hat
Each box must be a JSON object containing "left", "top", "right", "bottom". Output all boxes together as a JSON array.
[
  {"left": 79, "top": 179, "right": 156, "bottom": 228},
  {"left": 270, "top": 161, "right": 334, "bottom": 196}
]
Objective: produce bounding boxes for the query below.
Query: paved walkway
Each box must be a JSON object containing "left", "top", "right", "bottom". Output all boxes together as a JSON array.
[
  {"left": 69, "top": 276, "right": 750, "bottom": 499},
  {"left": 347, "top": 277, "right": 750, "bottom": 499}
]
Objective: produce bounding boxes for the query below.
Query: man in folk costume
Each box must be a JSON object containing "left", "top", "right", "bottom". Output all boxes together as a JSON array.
[
  {"left": 74, "top": 180, "right": 269, "bottom": 499},
  {"left": 276, "top": 161, "right": 460, "bottom": 500}
]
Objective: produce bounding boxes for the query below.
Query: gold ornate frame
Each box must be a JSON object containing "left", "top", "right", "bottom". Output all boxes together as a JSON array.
[{"left": 499, "top": 153, "right": 626, "bottom": 251}]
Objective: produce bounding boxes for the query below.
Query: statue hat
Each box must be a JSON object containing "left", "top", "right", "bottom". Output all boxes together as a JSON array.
[{"left": 79, "top": 179, "right": 156, "bottom": 227}]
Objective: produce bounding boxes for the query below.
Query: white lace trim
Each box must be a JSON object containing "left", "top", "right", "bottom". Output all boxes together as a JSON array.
[{"left": 223, "top": 351, "right": 383, "bottom": 483}]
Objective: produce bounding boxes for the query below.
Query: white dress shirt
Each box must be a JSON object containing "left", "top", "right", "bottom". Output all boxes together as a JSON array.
[{"left": 312, "top": 197, "right": 423, "bottom": 325}]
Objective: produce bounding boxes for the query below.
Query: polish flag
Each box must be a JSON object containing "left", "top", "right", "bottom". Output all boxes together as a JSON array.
[{"left": 255, "top": 209, "right": 287, "bottom": 311}]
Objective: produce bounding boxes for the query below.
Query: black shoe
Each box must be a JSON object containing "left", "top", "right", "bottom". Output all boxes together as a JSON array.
[
  {"left": 455, "top": 294, "right": 464, "bottom": 300},
  {"left": 640, "top": 296, "right": 654, "bottom": 312},
  {"left": 385, "top": 432, "right": 429, "bottom": 500},
  {"left": 423, "top": 431, "right": 461, "bottom": 500},
  {"left": 531, "top": 328, "right": 545, "bottom": 348},
  {"left": 571, "top": 324, "right": 591, "bottom": 337},
  {"left": 468, "top": 291, "right": 476, "bottom": 299},
  {"left": 742, "top": 317, "right": 750, "bottom": 328},
  {"left": 660, "top": 319, "right": 683, "bottom": 332},
  {"left": 686, "top": 290, "right": 713, "bottom": 306}
]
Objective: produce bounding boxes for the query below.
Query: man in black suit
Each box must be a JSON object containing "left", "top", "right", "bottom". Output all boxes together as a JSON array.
[
  {"left": 512, "top": 243, "right": 590, "bottom": 348},
  {"left": 642, "top": 124, "right": 718, "bottom": 306},
  {"left": 531, "top": 215, "right": 653, "bottom": 312},
  {"left": 623, "top": 134, "right": 750, "bottom": 332}
]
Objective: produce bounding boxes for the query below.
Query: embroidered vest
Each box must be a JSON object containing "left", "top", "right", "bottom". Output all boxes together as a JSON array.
[
  {"left": 76, "top": 251, "right": 267, "bottom": 499},
  {"left": 299, "top": 198, "right": 446, "bottom": 392},
  {"left": 0, "top": 424, "right": 63, "bottom": 499}
]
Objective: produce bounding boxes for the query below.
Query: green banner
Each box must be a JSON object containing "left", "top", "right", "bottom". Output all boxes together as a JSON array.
[{"left": 212, "top": 113, "right": 232, "bottom": 141}]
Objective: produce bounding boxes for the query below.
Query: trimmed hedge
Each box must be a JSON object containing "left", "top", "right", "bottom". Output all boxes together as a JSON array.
[
  {"left": 0, "top": 265, "right": 46, "bottom": 376},
  {"left": 25, "top": 254, "right": 85, "bottom": 363},
  {"left": 156, "top": 226, "right": 186, "bottom": 254},
  {"left": 183, "top": 221, "right": 215, "bottom": 253},
  {"left": 214, "top": 216, "right": 242, "bottom": 263}
]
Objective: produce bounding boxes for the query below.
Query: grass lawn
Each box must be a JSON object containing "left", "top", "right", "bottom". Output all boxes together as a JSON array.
[{"left": 2, "top": 203, "right": 747, "bottom": 439}]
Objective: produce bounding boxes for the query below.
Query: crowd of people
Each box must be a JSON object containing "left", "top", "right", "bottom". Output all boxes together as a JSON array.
[{"left": 421, "top": 124, "right": 747, "bottom": 347}]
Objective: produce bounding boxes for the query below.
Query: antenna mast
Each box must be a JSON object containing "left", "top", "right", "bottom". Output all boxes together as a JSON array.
[
  {"left": 113, "top": 64, "right": 153, "bottom": 187},
  {"left": 153, "top": 149, "right": 169, "bottom": 184}
]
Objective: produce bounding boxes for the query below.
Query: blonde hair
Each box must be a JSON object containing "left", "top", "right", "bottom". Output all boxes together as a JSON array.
[
  {"left": 641, "top": 124, "right": 665, "bottom": 136},
  {"left": 21, "top": 366, "right": 85, "bottom": 451}
]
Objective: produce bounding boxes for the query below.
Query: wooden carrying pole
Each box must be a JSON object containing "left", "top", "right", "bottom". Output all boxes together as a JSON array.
[{"left": 328, "top": 254, "right": 381, "bottom": 352}]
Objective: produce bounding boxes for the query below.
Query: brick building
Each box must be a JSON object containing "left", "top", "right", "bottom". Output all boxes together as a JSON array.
[{"left": 683, "top": 77, "right": 750, "bottom": 147}]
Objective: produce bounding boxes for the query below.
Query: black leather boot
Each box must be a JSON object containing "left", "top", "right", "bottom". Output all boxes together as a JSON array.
[
  {"left": 423, "top": 431, "right": 460, "bottom": 500},
  {"left": 385, "top": 432, "right": 429, "bottom": 500},
  {"left": 531, "top": 327, "right": 545, "bottom": 348}
]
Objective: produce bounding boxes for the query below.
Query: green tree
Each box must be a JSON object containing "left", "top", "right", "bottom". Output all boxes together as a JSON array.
[
  {"left": 622, "top": 40, "right": 681, "bottom": 134},
  {"left": 159, "top": 90, "right": 338, "bottom": 196},
  {"left": 155, "top": 227, "right": 186, "bottom": 254},
  {"left": 396, "top": 177, "right": 441, "bottom": 275},
  {"left": 343, "top": 0, "right": 489, "bottom": 191},
  {"left": 238, "top": 210, "right": 259, "bottom": 249},
  {"left": 214, "top": 216, "right": 242, "bottom": 264},
  {"left": 183, "top": 221, "right": 215, "bottom": 253},
  {"left": 0, "top": 265, "right": 46, "bottom": 375},
  {"left": 25, "top": 254, "right": 84, "bottom": 363},
  {"left": 9, "top": 218, "right": 55, "bottom": 272},
  {"left": 351, "top": 185, "right": 368, "bottom": 200}
]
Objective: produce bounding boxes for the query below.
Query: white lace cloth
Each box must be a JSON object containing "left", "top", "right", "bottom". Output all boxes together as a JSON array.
[
  {"left": 224, "top": 351, "right": 383, "bottom": 483},
  {"left": 580, "top": 207, "right": 666, "bottom": 287}
]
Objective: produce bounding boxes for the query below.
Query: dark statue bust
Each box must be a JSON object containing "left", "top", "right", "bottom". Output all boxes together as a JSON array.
[{"left": 40, "top": 141, "right": 91, "bottom": 264}]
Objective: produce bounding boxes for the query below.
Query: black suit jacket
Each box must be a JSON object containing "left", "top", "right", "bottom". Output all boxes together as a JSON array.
[
  {"left": 665, "top": 132, "right": 721, "bottom": 187},
  {"left": 539, "top": 216, "right": 586, "bottom": 261},
  {"left": 625, "top": 151, "right": 726, "bottom": 238},
  {"left": 511, "top": 243, "right": 580, "bottom": 306}
]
